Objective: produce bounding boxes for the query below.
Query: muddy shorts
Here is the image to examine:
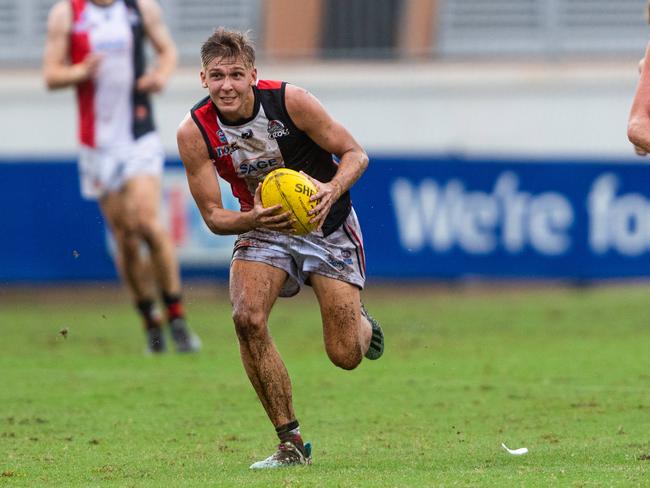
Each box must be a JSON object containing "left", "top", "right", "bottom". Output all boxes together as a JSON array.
[{"left": 232, "top": 208, "right": 366, "bottom": 297}]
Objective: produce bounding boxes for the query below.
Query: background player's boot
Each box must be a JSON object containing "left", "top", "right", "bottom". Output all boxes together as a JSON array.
[
  {"left": 169, "top": 317, "right": 201, "bottom": 353},
  {"left": 249, "top": 440, "right": 312, "bottom": 469},
  {"left": 146, "top": 326, "right": 166, "bottom": 353},
  {"left": 361, "top": 303, "right": 384, "bottom": 360}
]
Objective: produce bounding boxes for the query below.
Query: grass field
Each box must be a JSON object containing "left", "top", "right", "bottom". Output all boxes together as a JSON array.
[{"left": 1, "top": 282, "right": 649, "bottom": 487}]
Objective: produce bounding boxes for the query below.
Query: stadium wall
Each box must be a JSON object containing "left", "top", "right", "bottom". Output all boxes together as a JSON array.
[{"left": 2, "top": 155, "right": 650, "bottom": 283}]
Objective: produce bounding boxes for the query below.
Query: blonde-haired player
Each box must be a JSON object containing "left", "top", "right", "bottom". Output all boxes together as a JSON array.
[{"left": 177, "top": 28, "right": 384, "bottom": 468}]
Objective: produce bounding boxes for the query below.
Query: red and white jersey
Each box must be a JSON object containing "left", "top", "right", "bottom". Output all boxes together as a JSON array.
[
  {"left": 70, "top": 0, "right": 154, "bottom": 149},
  {"left": 190, "top": 80, "right": 352, "bottom": 236}
]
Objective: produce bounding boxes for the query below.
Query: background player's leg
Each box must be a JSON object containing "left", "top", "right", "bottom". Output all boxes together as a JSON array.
[
  {"left": 230, "top": 259, "right": 295, "bottom": 426},
  {"left": 121, "top": 175, "right": 181, "bottom": 296},
  {"left": 100, "top": 190, "right": 156, "bottom": 301},
  {"left": 100, "top": 188, "right": 165, "bottom": 351},
  {"left": 309, "top": 275, "right": 372, "bottom": 370},
  {"left": 119, "top": 174, "right": 199, "bottom": 352}
]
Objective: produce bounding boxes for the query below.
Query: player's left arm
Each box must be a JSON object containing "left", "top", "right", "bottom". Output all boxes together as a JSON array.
[
  {"left": 285, "top": 84, "right": 369, "bottom": 228},
  {"left": 136, "top": 0, "right": 177, "bottom": 93},
  {"left": 628, "top": 41, "right": 650, "bottom": 156}
]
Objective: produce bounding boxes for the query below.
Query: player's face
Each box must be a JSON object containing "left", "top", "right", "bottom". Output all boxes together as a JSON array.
[{"left": 201, "top": 57, "right": 257, "bottom": 123}]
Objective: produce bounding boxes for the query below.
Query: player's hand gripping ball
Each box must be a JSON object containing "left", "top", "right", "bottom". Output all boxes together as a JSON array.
[{"left": 261, "top": 168, "right": 320, "bottom": 235}]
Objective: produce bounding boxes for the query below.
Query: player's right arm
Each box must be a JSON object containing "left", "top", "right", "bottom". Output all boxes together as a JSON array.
[
  {"left": 176, "top": 115, "right": 293, "bottom": 235},
  {"left": 42, "top": 1, "right": 102, "bottom": 90}
]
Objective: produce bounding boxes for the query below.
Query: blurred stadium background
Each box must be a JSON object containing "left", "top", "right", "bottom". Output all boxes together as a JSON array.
[
  {"left": 2, "top": 0, "right": 650, "bottom": 283},
  {"left": 3, "top": 2, "right": 650, "bottom": 484}
]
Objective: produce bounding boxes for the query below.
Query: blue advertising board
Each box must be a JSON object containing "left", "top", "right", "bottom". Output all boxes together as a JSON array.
[
  {"left": 1, "top": 155, "right": 650, "bottom": 282},
  {"left": 357, "top": 156, "right": 650, "bottom": 280}
]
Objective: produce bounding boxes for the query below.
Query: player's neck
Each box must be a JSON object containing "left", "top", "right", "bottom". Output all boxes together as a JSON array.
[{"left": 89, "top": 0, "right": 116, "bottom": 7}]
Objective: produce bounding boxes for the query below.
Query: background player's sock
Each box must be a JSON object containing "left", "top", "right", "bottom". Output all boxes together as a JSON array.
[
  {"left": 162, "top": 292, "right": 185, "bottom": 322},
  {"left": 137, "top": 298, "right": 165, "bottom": 353},
  {"left": 162, "top": 292, "right": 200, "bottom": 352},
  {"left": 136, "top": 298, "right": 162, "bottom": 329}
]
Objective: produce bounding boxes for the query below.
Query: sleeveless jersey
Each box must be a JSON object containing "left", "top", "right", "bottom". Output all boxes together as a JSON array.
[
  {"left": 190, "top": 80, "right": 352, "bottom": 236},
  {"left": 70, "top": 0, "right": 154, "bottom": 148}
]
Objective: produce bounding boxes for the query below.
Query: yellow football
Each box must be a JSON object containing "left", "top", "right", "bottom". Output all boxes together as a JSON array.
[{"left": 261, "top": 168, "right": 320, "bottom": 235}]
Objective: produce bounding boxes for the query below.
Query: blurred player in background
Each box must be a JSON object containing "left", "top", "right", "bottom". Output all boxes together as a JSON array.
[
  {"left": 177, "top": 28, "right": 384, "bottom": 468},
  {"left": 42, "top": 0, "right": 200, "bottom": 354}
]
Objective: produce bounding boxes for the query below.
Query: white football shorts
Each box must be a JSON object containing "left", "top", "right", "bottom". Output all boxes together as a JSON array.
[
  {"left": 232, "top": 208, "right": 366, "bottom": 297},
  {"left": 77, "top": 132, "right": 164, "bottom": 200}
]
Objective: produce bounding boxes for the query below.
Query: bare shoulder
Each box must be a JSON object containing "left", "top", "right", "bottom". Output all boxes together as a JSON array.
[
  {"left": 47, "top": 1, "right": 72, "bottom": 31},
  {"left": 177, "top": 113, "right": 209, "bottom": 160},
  {"left": 136, "top": 0, "right": 162, "bottom": 21},
  {"left": 285, "top": 84, "right": 320, "bottom": 112},
  {"left": 49, "top": 0, "right": 70, "bottom": 17},
  {"left": 177, "top": 113, "right": 200, "bottom": 143},
  {"left": 284, "top": 84, "right": 328, "bottom": 130}
]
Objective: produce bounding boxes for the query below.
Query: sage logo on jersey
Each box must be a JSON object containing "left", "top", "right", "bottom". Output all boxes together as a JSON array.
[
  {"left": 237, "top": 158, "right": 280, "bottom": 176},
  {"left": 267, "top": 120, "right": 290, "bottom": 139},
  {"left": 216, "top": 129, "right": 228, "bottom": 144}
]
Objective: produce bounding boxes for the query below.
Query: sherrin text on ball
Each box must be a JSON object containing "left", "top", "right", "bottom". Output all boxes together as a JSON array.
[{"left": 261, "top": 168, "right": 320, "bottom": 235}]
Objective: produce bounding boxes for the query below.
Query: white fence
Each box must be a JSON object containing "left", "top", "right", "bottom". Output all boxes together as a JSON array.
[
  {"left": 1, "top": 0, "right": 648, "bottom": 66},
  {"left": 438, "top": 0, "right": 649, "bottom": 58}
]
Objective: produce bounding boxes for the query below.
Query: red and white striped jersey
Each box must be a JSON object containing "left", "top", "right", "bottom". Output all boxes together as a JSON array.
[
  {"left": 69, "top": 0, "right": 154, "bottom": 149},
  {"left": 190, "top": 80, "right": 352, "bottom": 236}
]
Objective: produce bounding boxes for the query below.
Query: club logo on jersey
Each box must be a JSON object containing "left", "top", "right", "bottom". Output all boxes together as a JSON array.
[
  {"left": 216, "top": 142, "right": 239, "bottom": 158},
  {"left": 216, "top": 129, "right": 228, "bottom": 144},
  {"left": 240, "top": 129, "right": 253, "bottom": 140},
  {"left": 267, "top": 120, "right": 290, "bottom": 140}
]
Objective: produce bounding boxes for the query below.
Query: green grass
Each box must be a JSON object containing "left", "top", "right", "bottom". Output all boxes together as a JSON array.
[{"left": 1, "top": 282, "right": 649, "bottom": 487}]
